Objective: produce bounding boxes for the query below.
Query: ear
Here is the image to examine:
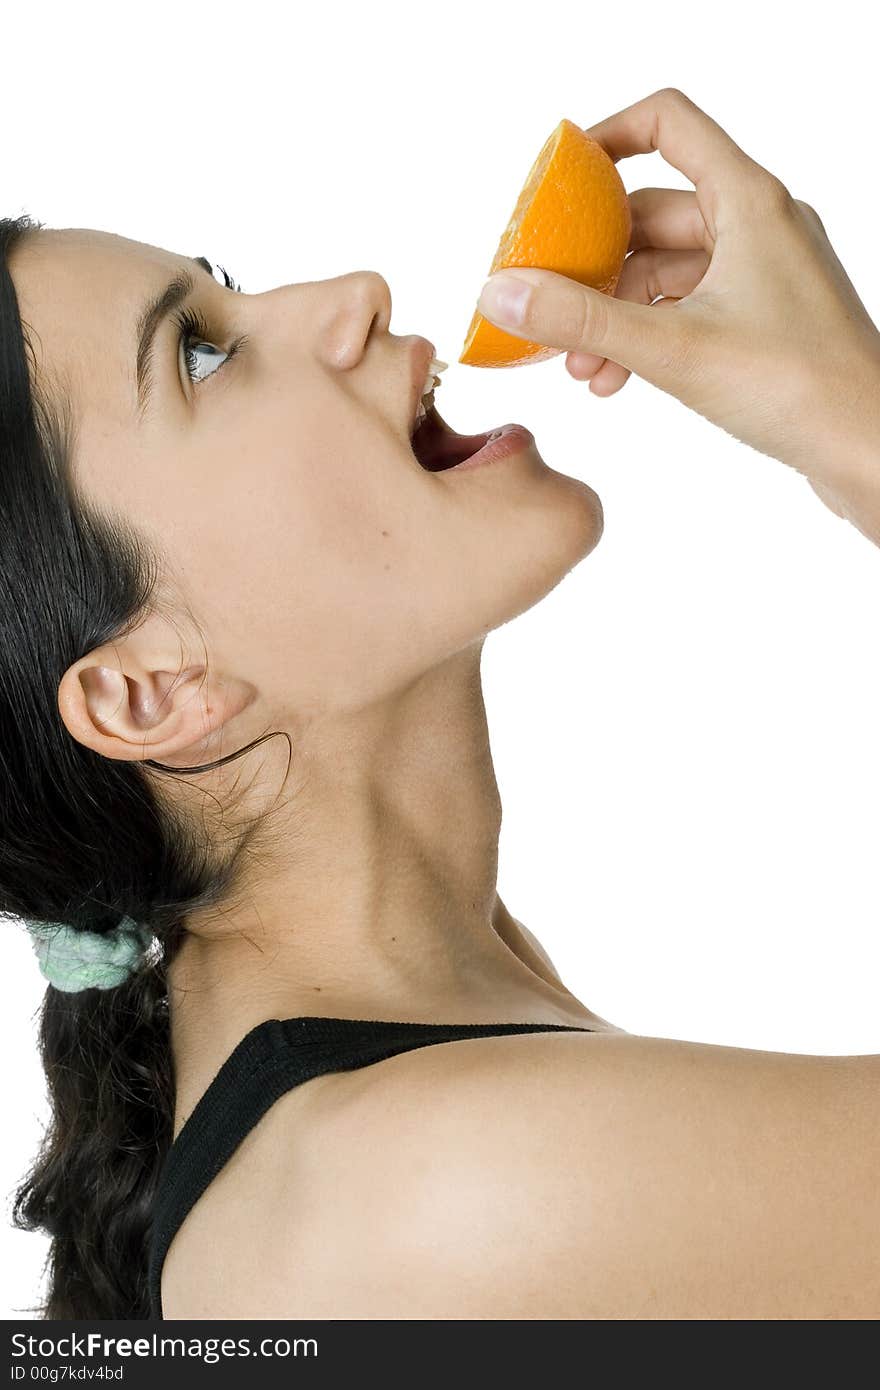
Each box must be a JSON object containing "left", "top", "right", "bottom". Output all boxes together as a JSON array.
[{"left": 56, "top": 611, "right": 258, "bottom": 766}]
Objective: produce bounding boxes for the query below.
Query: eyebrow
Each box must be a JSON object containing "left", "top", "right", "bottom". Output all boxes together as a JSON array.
[{"left": 135, "top": 255, "right": 215, "bottom": 421}]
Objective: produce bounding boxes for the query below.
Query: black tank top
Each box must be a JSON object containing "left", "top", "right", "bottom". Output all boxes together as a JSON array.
[{"left": 147, "top": 1013, "right": 596, "bottom": 1319}]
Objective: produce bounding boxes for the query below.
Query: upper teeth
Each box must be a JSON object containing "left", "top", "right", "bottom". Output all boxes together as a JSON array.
[{"left": 412, "top": 355, "right": 448, "bottom": 432}]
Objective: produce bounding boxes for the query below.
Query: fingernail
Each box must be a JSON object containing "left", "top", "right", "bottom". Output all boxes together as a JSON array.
[{"left": 477, "top": 274, "right": 532, "bottom": 327}]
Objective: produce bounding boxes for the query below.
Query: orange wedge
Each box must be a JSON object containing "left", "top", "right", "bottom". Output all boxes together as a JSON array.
[{"left": 459, "top": 117, "right": 631, "bottom": 367}]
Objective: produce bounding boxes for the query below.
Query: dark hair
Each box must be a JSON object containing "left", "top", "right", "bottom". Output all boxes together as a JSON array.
[{"left": 1, "top": 215, "right": 291, "bottom": 1318}]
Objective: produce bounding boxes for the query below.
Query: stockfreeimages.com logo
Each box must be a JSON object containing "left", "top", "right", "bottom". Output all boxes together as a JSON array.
[{"left": 11, "top": 1332, "right": 316, "bottom": 1365}]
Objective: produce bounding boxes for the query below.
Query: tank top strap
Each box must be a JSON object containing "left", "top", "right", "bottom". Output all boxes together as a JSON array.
[{"left": 148, "top": 1013, "right": 596, "bottom": 1319}]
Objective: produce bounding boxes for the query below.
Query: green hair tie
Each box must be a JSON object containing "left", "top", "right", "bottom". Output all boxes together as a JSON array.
[{"left": 25, "top": 916, "right": 153, "bottom": 993}]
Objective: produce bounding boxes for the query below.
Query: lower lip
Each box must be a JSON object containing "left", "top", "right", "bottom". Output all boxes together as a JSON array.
[{"left": 443, "top": 422, "right": 536, "bottom": 473}]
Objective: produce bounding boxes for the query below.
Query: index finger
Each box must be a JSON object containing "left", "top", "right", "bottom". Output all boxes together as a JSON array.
[{"left": 584, "top": 88, "right": 756, "bottom": 203}]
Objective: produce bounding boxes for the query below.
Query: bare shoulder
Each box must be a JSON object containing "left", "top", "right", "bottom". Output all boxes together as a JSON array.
[{"left": 265, "top": 1030, "right": 880, "bottom": 1319}]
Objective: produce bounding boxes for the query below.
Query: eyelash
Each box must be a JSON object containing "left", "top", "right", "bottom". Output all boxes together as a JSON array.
[{"left": 172, "top": 265, "right": 248, "bottom": 387}]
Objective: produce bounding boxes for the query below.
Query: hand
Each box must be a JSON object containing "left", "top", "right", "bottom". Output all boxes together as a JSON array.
[{"left": 477, "top": 89, "right": 880, "bottom": 547}]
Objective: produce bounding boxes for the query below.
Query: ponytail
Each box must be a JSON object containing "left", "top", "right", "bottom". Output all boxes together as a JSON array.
[{"left": 13, "top": 944, "right": 178, "bottom": 1317}]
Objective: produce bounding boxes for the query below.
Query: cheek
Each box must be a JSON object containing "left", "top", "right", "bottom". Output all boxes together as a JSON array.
[
  {"left": 269, "top": 489, "right": 451, "bottom": 708},
  {"left": 287, "top": 409, "right": 423, "bottom": 582},
  {"left": 210, "top": 396, "right": 467, "bottom": 705}
]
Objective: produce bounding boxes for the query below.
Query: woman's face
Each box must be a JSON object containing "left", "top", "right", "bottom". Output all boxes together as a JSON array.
[{"left": 12, "top": 228, "right": 603, "bottom": 719}]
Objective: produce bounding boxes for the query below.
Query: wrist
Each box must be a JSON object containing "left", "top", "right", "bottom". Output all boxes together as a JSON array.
[{"left": 793, "top": 354, "right": 880, "bottom": 545}]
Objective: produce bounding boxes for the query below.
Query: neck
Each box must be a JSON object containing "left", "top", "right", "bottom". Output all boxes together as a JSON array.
[{"left": 167, "top": 645, "right": 597, "bottom": 1134}]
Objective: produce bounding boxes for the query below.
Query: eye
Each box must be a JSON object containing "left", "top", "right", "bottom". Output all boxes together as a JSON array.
[
  {"left": 172, "top": 269, "right": 247, "bottom": 388},
  {"left": 173, "top": 305, "right": 229, "bottom": 385}
]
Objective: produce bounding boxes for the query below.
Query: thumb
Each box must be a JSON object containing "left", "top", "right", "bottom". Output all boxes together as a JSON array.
[{"left": 476, "top": 267, "right": 692, "bottom": 392}]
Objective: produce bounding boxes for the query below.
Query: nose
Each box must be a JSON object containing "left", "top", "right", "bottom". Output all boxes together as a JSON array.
[{"left": 316, "top": 270, "right": 393, "bottom": 370}]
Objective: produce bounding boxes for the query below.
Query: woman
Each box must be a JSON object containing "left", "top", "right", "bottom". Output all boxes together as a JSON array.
[{"left": 4, "top": 88, "right": 878, "bottom": 1321}]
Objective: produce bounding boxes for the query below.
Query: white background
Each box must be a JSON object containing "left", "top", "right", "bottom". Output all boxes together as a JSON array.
[{"left": 2, "top": 0, "right": 878, "bottom": 1318}]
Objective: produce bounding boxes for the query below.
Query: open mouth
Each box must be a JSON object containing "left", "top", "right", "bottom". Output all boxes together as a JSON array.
[{"left": 410, "top": 401, "right": 496, "bottom": 471}]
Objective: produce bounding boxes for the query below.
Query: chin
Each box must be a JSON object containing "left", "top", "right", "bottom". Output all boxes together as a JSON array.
[
  {"left": 485, "top": 492, "right": 603, "bottom": 632},
  {"left": 527, "top": 463, "right": 605, "bottom": 561},
  {"left": 561, "top": 472, "right": 604, "bottom": 551},
  {"left": 543, "top": 472, "right": 606, "bottom": 584}
]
